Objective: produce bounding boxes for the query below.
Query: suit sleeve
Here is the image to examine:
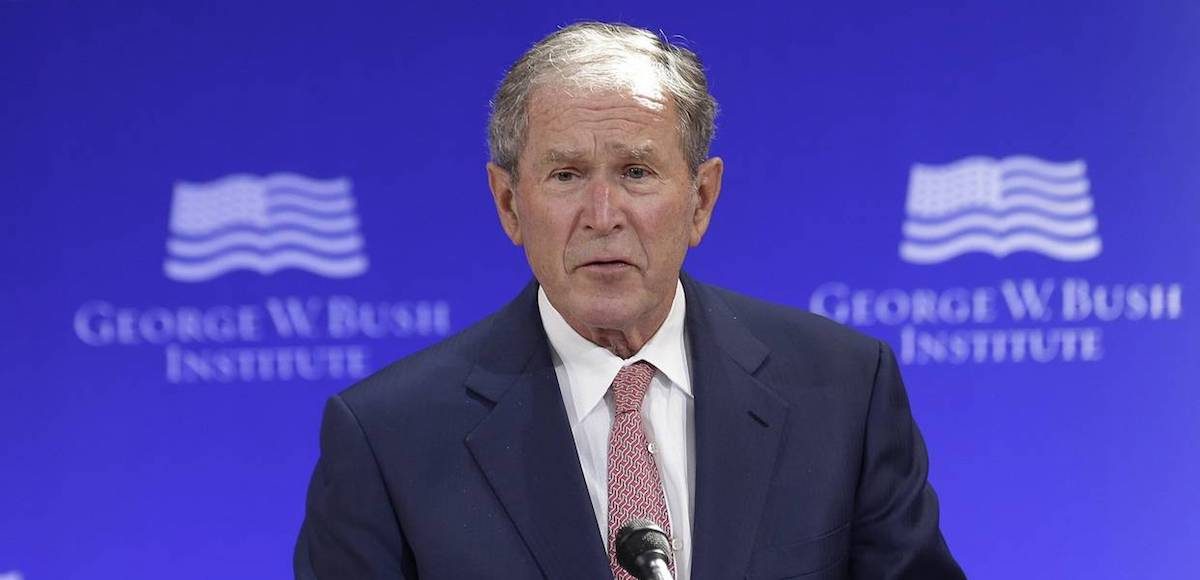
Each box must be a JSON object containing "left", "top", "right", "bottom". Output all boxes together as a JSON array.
[
  {"left": 849, "top": 341, "right": 966, "bottom": 579},
  {"left": 294, "top": 395, "right": 416, "bottom": 579}
]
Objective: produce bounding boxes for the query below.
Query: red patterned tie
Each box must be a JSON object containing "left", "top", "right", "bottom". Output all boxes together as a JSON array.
[{"left": 607, "top": 361, "right": 675, "bottom": 579}]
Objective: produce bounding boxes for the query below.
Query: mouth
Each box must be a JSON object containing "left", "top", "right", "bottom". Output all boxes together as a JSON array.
[{"left": 577, "top": 259, "right": 634, "bottom": 273}]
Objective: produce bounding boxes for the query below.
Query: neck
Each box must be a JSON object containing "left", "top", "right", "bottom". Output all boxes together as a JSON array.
[
  {"left": 561, "top": 302, "right": 673, "bottom": 359},
  {"left": 578, "top": 325, "right": 658, "bottom": 359}
]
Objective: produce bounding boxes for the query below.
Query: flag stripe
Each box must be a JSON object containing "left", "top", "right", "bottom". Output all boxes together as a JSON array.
[
  {"left": 264, "top": 192, "right": 355, "bottom": 213},
  {"left": 167, "top": 222, "right": 359, "bottom": 242},
  {"left": 899, "top": 233, "right": 1101, "bottom": 264},
  {"left": 174, "top": 173, "right": 351, "bottom": 197},
  {"left": 997, "top": 185, "right": 1091, "bottom": 203},
  {"left": 167, "top": 231, "right": 364, "bottom": 258},
  {"left": 167, "top": 213, "right": 357, "bottom": 237},
  {"left": 262, "top": 212, "right": 359, "bottom": 232},
  {"left": 263, "top": 203, "right": 357, "bottom": 220},
  {"left": 263, "top": 185, "right": 351, "bottom": 200},
  {"left": 163, "top": 251, "right": 368, "bottom": 282},
  {"left": 903, "top": 214, "right": 1097, "bottom": 241},
  {"left": 995, "top": 156, "right": 1086, "bottom": 179},
  {"left": 166, "top": 245, "right": 364, "bottom": 263},
  {"left": 998, "top": 176, "right": 1089, "bottom": 197},
  {"left": 907, "top": 193, "right": 1093, "bottom": 219}
]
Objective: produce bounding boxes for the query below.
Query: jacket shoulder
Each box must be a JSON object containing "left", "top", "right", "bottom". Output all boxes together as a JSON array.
[
  {"left": 334, "top": 306, "right": 500, "bottom": 419},
  {"left": 705, "top": 283, "right": 879, "bottom": 348},
  {"left": 698, "top": 282, "right": 885, "bottom": 383}
]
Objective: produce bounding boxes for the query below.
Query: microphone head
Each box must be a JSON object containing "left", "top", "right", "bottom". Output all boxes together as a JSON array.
[{"left": 615, "top": 518, "right": 672, "bottom": 574}]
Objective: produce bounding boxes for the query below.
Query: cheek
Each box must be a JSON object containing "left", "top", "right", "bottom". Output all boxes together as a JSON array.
[
  {"left": 518, "top": 200, "right": 574, "bottom": 262},
  {"left": 640, "top": 202, "right": 694, "bottom": 261}
]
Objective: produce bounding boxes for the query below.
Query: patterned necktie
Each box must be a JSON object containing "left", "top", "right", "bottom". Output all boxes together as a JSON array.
[{"left": 607, "top": 360, "right": 675, "bottom": 579}]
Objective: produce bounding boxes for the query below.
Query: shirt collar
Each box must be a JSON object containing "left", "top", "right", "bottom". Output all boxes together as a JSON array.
[{"left": 538, "top": 280, "right": 692, "bottom": 422}]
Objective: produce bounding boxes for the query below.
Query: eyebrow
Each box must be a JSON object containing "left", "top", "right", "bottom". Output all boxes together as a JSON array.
[
  {"left": 541, "top": 148, "right": 586, "bottom": 164},
  {"left": 610, "top": 143, "right": 657, "bottom": 160},
  {"left": 539, "top": 143, "right": 660, "bottom": 165}
]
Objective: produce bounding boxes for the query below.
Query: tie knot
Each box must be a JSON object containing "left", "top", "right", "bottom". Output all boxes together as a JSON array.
[{"left": 610, "top": 361, "right": 656, "bottom": 414}]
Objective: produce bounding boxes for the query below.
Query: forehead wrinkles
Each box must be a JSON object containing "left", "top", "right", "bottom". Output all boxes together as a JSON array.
[
  {"left": 531, "top": 90, "right": 667, "bottom": 126},
  {"left": 524, "top": 90, "right": 677, "bottom": 163}
]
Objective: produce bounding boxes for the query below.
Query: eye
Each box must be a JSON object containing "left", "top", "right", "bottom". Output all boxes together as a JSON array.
[
  {"left": 552, "top": 170, "right": 578, "bottom": 182},
  {"left": 623, "top": 166, "right": 650, "bottom": 179}
]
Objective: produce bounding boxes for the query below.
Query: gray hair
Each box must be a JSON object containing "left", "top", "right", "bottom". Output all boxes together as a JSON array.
[{"left": 488, "top": 22, "right": 718, "bottom": 178}]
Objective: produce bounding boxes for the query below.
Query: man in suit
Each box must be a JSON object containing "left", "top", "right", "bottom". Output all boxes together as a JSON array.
[{"left": 295, "top": 22, "right": 965, "bottom": 579}]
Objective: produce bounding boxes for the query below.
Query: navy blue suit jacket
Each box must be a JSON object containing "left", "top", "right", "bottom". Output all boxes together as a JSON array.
[{"left": 295, "top": 276, "right": 965, "bottom": 579}]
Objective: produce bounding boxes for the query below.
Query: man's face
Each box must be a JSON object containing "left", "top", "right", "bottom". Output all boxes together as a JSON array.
[{"left": 488, "top": 86, "right": 722, "bottom": 339}]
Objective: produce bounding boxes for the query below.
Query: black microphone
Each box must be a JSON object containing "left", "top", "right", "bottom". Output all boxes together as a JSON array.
[{"left": 615, "top": 518, "right": 674, "bottom": 580}]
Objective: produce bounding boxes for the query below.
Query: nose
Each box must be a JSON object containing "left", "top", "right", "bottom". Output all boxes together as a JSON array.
[{"left": 582, "top": 175, "right": 623, "bottom": 234}]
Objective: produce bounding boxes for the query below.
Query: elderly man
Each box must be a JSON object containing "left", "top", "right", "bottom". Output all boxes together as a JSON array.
[{"left": 295, "top": 22, "right": 964, "bottom": 579}]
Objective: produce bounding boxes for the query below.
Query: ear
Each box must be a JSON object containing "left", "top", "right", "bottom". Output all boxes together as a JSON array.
[
  {"left": 487, "top": 162, "right": 523, "bottom": 245},
  {"left": 688, "top": 156, "right": 724, "bottom": 246}
]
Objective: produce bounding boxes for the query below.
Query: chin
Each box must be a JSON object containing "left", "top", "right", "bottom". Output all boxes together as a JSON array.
[{"left": 567, "top": 293, "right": 645, "bottom": 331}]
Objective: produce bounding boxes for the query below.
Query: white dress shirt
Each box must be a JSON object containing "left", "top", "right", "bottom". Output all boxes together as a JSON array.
[{"left": 538, "top": 281, "right": 695, "bottom": 580}]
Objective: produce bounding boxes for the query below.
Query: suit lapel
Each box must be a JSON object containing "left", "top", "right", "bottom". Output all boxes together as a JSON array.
[
  {"left": 683, "top": 275, "right": 790, "bottom": 580},
  {"left": 463, "top": 282, "right": 611, "bottom": 579}
]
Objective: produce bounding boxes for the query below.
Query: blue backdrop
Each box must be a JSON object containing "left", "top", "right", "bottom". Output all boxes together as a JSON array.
[{"left": 2, "top": 2, "right": 1197, "bottom": 578}]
